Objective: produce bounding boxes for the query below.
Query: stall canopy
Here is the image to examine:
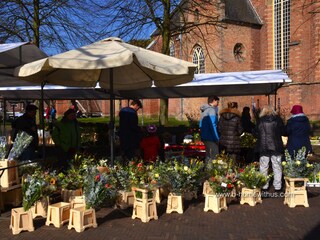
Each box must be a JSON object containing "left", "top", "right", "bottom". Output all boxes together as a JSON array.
[
  {"left": 0, "top": 42, "right": 115, "bottom": 100},
  {"left": 118, "top": 70, "right": 292, "bottom": 99}
]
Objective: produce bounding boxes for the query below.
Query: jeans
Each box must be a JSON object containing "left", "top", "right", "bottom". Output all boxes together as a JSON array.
[
  {"left": 259, "top": 154, "right": 282, "bottom": 190},
  {"left": 203, "top": 141, "right": 219, "bottom": 164}
]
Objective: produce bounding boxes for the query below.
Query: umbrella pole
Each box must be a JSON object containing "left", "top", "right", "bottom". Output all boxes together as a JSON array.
[
  {"left": 41, "top": 82, "right": 46, "bottom": 160},
  {"left": 109, "top": 69, "right": 114, "bottom": 166}
]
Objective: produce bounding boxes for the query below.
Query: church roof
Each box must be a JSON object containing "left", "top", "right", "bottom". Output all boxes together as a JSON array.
[{"left": 224, "top": 0, "right": 263, "bottom": 26}]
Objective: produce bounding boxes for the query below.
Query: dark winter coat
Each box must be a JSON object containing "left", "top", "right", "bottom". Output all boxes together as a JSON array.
[
  {"left": 199, "top": 104, "right": 219, "bottom": 142},
  {"left": 119, "top": 106, "right": 142, "bottom": 157},
  {"left": 286, "top": 114, "right": 312, "bottom": 156},
  {"left": 254, "top": 115, "right": 285, "bottom": 156},
  {"left": 218, "top": 108, "right": 243, "bottom": 154}
]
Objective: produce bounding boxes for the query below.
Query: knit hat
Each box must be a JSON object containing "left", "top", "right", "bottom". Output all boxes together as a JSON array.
[
  {"left": 290, "top": 105, "right": 304, "bottom": 115},
  {"left": 147, "top": 124, "right": 157, "bottom": 133}
]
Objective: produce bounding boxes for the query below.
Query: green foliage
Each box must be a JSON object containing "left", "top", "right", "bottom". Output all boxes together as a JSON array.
[
  {"left": 240, "top": 133, "right": 257, "bottom": 148},
  {"left": 22, "top": 168, "right": 57, "bottom": 211},
  {"left": 282, "top": 147, "right": 314, "bottom": 178},
  {"left": 83, "top": 166, "right": 117, "bottom": 209},
  {"left": 239, "top": 163, "right": 270, "bottom": 189}
]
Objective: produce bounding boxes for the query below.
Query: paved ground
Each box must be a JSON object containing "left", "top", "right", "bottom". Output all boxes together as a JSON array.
[{"left": 1, "top": 187, "right": 320, "bottom": 240}]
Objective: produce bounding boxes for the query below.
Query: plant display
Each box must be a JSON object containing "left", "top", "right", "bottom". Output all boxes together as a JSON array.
[
  {"left": 239, "top": 163, "right": 270, "bottom": 189},
  {"left": 127, "top": 160, "right": 159, "bottom": 190},
  {"left": 0, "top": 136, "right": 6, "bottom": 159},
  {"left": 57, "top": 166, "right": 84, "bottom": 190},
  {"left": 113, "top": 163, "right": 132, "bottom": 191},
  {"left": 309, "top": 163, "right": 320, "bottom": 183},
  {"left": 83, "top": 166, "right": 117, "bottom": 209},
  {"left": 205, "top": 152, "right": 238, "bottom": 194},
  {"left": 157, "top": 159, "right": 204, "bottom": 194},
  {"left": 282, "top": 147, "right": 314, "bottom": 178},
  {"left": 22, "top": 168, "right": 57, "bottom": 211}
]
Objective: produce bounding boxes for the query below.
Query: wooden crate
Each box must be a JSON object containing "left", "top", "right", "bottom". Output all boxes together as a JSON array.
[
  {"left": 204, "top": 194, "right": 228, "bottom": 213},
  {"left": 68, "top": 207, "right": 97, "bottom": 232},
  {"left": 166, "top": 193, "right": 183, "bottom": 214},
  {"left": 0, "top": 160, "right": 20, "bottom": 188},
  {"left": 10, "top": 207, "right": 34, "bottom": 235},
  {"left": 240, "top": 187, "right": 262, "bottom": 206},
  {"left": 132, "top": 187, "right": 158, "bottom": 223},
  {"left": 1, "top": 184, "right": 22, "bottom": 207},
  {"left": 117, "top": 190, "right": 134, "bottom": 209},
  {"left": 31, "top": 197, "right": 49, "bottom": 219},
  {"left": 61, "top": 188, "right": 83, "bottom": 202},
  {"left": 46, "top": 202, "right": 71, "bottom": 228},
  {"left": 284, "top": 177, "right": 309, "bottom": 208}
]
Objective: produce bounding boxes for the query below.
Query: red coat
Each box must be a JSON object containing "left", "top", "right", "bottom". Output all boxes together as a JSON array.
[{"left": 140, "top": 135, "right": 161, "bottom": 163}]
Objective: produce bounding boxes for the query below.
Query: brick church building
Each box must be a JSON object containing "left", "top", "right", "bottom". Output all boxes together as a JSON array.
[
  {"left": 140, "top": 0, "right": 320, "bottom": 122},
  {"left": 56, "top": 0, "right": 319, "bottom": 122}
]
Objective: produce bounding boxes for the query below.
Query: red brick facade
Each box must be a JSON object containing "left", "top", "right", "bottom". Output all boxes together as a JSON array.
[{"left": 57, "top": 0, "right": 320, "bottom": 122}]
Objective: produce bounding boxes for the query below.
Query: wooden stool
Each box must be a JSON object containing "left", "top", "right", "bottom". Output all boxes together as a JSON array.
[
  {"left": 45, "top": 202, "right": 71, "bottom": 228},
  {"left": 70, "top": 196, "right": 86, "bottom": 209},
  {"left": 68, "top": 206, "right": 97, "bottom": 232},
  {"left": 204, "top": 194, "right": 227, "bottom": 213},
  {"left": 284, "top": 177, "right": 309, "bottom": 208},
  {"left": 132, "top": 188, "right": 158, "bottom": 223},
  {"left": 0, "top": 160, "right": 20, "bottom": 188},
  {"left": 240, "top": 187, "right": 262, "bottom": 206},
  {"left": 31, "top": 197, "right": 49, "bottom": 218},
  {"left": 166, "top": 193, "right": 183, "bottom": 214},
  {"left": 10, "top": 207, "right": 34, "bottom": 235}
]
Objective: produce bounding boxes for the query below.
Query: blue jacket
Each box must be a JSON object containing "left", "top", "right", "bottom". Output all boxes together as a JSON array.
[
  {"left": 199, "top": 104, "right": 219, "bottom": 142},
  {"left": 286, "top": 114, "right": 312, "bottom": 156}
]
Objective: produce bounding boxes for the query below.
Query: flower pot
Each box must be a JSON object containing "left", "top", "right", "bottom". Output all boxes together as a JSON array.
[
  {"left": 68, "top": 206, "right": 97, "bottom": 232},
  {"left": 30, "top": 196, "right": 49, "bottom": 218},
  {"left": 10, "top": 207, "right": 34, "bottom": 235},
  {"left": 61, "top": 188, "right": 83, "bottom": 202},
  {"left": 240, "top": 187, "right": 262, "bottom": 206},
  {"left": 166, "top": 193, "right": 183, "bottom": 214},
  {"left": 284, "top": 177, "right": 309, "bottom": 208},
  {"left": 97, "top": 166, "right": 109, "bottom": 174},
  {"left": 204, "top": 194, "right": 227, "bottom": 213},
  {"left": 131, "top": 187, "right": 158, "bottom": 223}
]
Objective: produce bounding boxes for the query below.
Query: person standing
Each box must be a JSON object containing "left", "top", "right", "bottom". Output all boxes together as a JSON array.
[
  {"left": 254, "top": 105, "right": 285, "bottom": 191},
  {"left": 218, "top": 102, "right": 243, "bottom": 161},
  {"left": 52, "top": 108, "right": 81, "bottom": 171},
  {"left": 285, "top": 105, "right": 312, "bottom": 157},
  {"left": 241, "top": 106, "right": 255, "bottom": 133},
  {"left": 119, "top": 99, "right": 143, "bottom": 164},
  {"left": 199, "top": 95, "right": 220, "bottom": 162},
  {"left": 45, "top": 105, "right": 51, "bottom": 123},
  {"left": 11, "top": 104, "right": 39, "bottom": 161},
  {"left": 140, "top": 124, "right": 161, "bottom": 163}
]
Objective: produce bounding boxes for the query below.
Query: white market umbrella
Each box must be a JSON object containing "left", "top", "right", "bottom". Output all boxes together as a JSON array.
[{"left": 14, "top": 37, "right": 197, "bottom": 163}]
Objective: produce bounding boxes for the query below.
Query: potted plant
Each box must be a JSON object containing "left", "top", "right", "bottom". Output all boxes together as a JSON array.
[
  {"left": 239, "top": 163, "right": 269, "bottom": 206},
  {"left": 58, "top": 167, "right": 84, "bottom": 202},
  {"left": 22, "top": 168, "right": 57, "bottom": 214},
  {"left": 282, "top": 147, "right": 314, "bottom": 207}
]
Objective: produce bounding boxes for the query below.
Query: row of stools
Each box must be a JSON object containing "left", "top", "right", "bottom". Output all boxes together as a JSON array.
[{"left": 10, "top": 196, "right": 97, "bottom": 235}]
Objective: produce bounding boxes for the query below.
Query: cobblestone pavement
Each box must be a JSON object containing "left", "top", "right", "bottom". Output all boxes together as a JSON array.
[{"left": 1, "top": 188, "right": 320, "bottom": 240}]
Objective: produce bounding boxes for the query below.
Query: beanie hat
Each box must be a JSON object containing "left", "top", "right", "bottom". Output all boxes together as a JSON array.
[
  {"left": 290, "top": 105, "right": 304, "bottom": 115},
  {"left": 147, "top": 124, "right": 157, "bottom": 133}
]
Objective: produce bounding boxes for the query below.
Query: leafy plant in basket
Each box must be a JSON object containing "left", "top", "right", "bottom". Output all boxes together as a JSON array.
[
  {"left": 128, "top": 159, "right": 159, "bottom": 190},
  {"left": 282, "top": 147, "right": 314, "bottom": 178},
  {"left": 238, "top": 163, "right": 270, "bottom": 189},
  {"left": 83, "top": 166, "right": 117, "bottom": 209},
  {"left": 160, "top": 159, "right": 204, "bottom": 195},
  {"left": 22, "top": 168, "right": 58, "bottom": 211}
]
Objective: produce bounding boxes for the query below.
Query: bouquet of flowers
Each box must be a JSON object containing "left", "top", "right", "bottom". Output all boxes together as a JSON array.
[
  {"left": 206, "top": 152, "right": 238, "bottom": 194},
  {"left": 7, "top": 131, "right": 33, "bottom": 160},
  {"left": 128, "top": 160, "right": 159, "bottom": 190},
  {"left": 22, "top": 168, "right": 57, "bottom": 211},
  {"left": 83, "top": 166, "right": 117, "bottom": 209},
  {"left": 113, "top": 163, "right": 132, "bottom": 191},
  {"left": 309, "top": 163, "right": 320, "bottom": 183},
  {"left": 239, "top": 163, "right": 270, "bottom": 189},
  {"left": 57, "top": 166, "right": 84, "bottom": 190},
  {"left": 282, "top": 147, "right": 314, "bottom": 178},
  {"left": 158, "top": 159, "right": 204, "bottom": 194}
]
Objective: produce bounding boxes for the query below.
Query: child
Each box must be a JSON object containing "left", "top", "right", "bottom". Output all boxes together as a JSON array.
[{"left": 140, "top": 124, "right": 161, "bottom": 163}]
